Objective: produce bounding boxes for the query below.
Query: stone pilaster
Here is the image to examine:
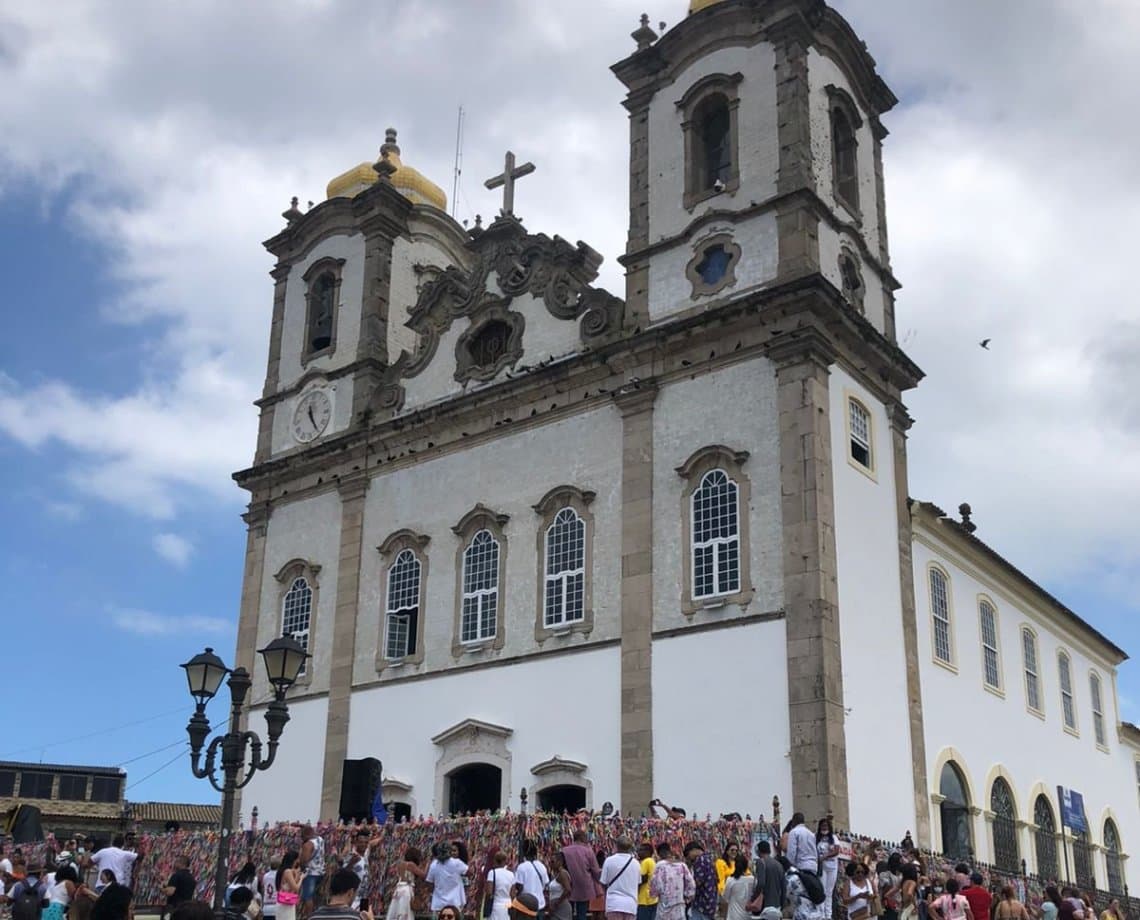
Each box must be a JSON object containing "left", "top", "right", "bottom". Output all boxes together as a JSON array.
[
  {"left": 621, "top": 90, "right": 653, "bottom": 330},
  {"left": 772, "top": 332, "right": 849, "bottom": 827},
  {"left": 230, "top": 499, "right": 271, "bottom": 829},
  {"left": 772, "top": 21, "right": 821, "bottom": 283},
  {"left": 615, "top": 385, "right": 657, "bottom": 813},
  {"left": 319, "top": 476, "right": 370, "bottom": 821},
  {"left": 889, "top": 403, "right": 931, "bottom": 846},
  {"left": 255, "top": 267, "right": 290, "bottom": 463}
]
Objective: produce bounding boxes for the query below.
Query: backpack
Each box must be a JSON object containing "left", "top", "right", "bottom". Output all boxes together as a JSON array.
[
  {"left": 12, "top": 880, "right": 44, "bottom": 920},
  {"left": 796, "top": 870, "right": 827, "bottom": 906}
]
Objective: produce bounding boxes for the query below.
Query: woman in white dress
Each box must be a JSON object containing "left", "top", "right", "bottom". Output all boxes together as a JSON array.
[
  {"left": 387, "top": 847, "right": 427, "bottom": 920},
  {"left": 486, "top": 852, "right": 516, "bottom": 920},
  {"left": 275, "top": 852, "right": 302, "bottom": 920},
  {"left": 721, "top": 856, "right": 756, "bottom": 920}
]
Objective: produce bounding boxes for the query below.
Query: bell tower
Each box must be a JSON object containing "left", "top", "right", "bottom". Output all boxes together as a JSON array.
[{"left": 613, "top": 0, "right": 900, "bottom": 337}]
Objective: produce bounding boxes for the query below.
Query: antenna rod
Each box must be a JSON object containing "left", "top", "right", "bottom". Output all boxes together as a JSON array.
[{"left": 451, "top": 105, "right": 465, "bottom": 218}]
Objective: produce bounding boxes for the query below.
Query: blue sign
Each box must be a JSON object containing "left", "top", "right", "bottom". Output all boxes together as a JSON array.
[{"left": 1057, "top": 786, "right": 1087, "bottom": 833}]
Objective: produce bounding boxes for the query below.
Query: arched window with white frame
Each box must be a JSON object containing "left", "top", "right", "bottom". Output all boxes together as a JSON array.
[
  {"left": 979, "top": 598, "right": 1001, "bottom": 691},
  {"left": 385, "top": 549, "right": 421, "bottom": 660},
  {"left": 929, "top": 566, "right": 953, "bottom": 666},
  {"left": 691, "top": 469, "right": 740, "bottom": 600},
  {"left": 461, "top": 530, "right": 500, "bottom": 644},
  {"left": 1104, "top": 819, "right": 1124, "bottom": 895},
  {"left": 1090, "top": 671, "right": 1107, "bottom": 749},
  {"left": 544, "top": 508, "right": 586, "bottom": 628},
  {"left": 282, "top": 576, "right": 313, "bottom": 673},
  {"left": 1058, "top": 650, "right": 1077, "bottom": 732},
  {"left": 1022, "top": 627, "right": 1042, "bottom": 714}
]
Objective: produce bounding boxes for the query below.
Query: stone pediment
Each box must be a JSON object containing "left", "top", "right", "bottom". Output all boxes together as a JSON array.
[
  {"left": 530, "top": 756, "right": 588, "bottom": 777},
  {"left": 370, "top": 215, "right": 625, "bottom": 414},
  {"left": 431, "top": 717, "right": 514, "bottom": 747}
]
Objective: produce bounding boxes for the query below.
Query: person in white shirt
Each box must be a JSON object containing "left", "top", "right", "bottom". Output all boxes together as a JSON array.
[
  {"left": 513, "top": 842, "right": 550, "bottom": 915},
  {"left": 784, "top": 815, "right": 818, "bottom": 874},
  {"left": 261, "top": 857, "right": 281, "bottom": 920},
  {"left": 425, "top": 842, "right": 469, "bottom": 913},
  {"left": 88, "top": 837, "right": 138, "bottom": 887},
  {"left": 599, "top": 838, "right": 642, "bottom": 920}
]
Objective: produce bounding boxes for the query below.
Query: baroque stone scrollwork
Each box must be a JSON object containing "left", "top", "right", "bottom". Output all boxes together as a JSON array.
[
  {"left": 367, "top": 215, "right": 626, "bottom": 416},
  {"left": 454, "top": 303, "right": 526, "bottom": 383}
]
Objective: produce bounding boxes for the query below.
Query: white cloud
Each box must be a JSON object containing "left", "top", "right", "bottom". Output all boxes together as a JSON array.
[
  {"left": 109, "top": 607, "right": 230, "bottom": 637},
  {"left": 0, "top": 0, "right": 1138, "bottom": 616},
  {"left": 153, "top": 532, "right": 194, "bottom": 568},
  {"left": 44, "top": 500, "right": 83, "bottom": 521}
]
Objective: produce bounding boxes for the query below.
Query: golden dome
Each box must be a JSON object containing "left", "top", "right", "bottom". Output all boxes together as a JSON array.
[
  {"left": 326, "top": 128, "right": 447, "bottom": 210},
  {"left": 689, "top": 0, "right": 727, "bottom": 11}
]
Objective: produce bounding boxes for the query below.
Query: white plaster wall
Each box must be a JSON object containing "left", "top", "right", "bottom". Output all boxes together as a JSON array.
[
  {"left": 270, "top": 376, "right": 354, "bottom": 457},
  {"left": 647, "top": 214, "right": 778, "bottom": 324},
  {"left": 399, "top": 293, "right": 586, "bottom": 412},
  {"left": 255, "top": 490, "right": 343, "bottom": 700},
  {"left": 653, "top": 619, "right": 792, "bottom": 817},
  {"left": 647, "top": 43, "right": 779, "bottom": 244},
  {"left": 241, "top": 696, "right": 329, "bottom": 825},
  {"left": 652, "top": 358, "right": 783, "bottom": 631},
  {"left": 388, "top": 235, "right": 458, "bottom": 362},
  {"left": 353, "top": 406, "right": 624, "bottom": 683},
  {"left": 279, "top": 234, "right": 366, "bottom": 390},
  {"left": 818, "top": 226, "right": 887, "bottom": 333},
  {"left": 346, "top": 645, "right": 621, "bottom": 815},
  {"left": 827, "top": 365, "right": 913, "bottom": 839},
  {"left": 913, "top": 537, "right": 1140, "bottom": 888}
]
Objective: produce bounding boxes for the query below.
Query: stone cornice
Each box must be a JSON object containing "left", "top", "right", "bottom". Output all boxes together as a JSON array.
[{"left": 235, "top": 277, "right": 922, "bottom": 501}]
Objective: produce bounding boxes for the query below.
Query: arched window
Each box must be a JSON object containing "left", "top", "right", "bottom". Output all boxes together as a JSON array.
[
  {"left": 1022, "top": 627, "right": 1042, "bottom": 713},
  {"left": 939, "top": 762, "right": 973, "bottom": 859},
  {"left": 1104, "top": 819, "right": 1124, "bottom": 895},
  {"left": 301, "top": 256, "right": 345, "bottom": 362},
  {"left": 831, "top": 106, "right": 859, "bottom": 212},
  {"left": 1058, "top": 651, "right": 1077, "bottom": 732},
  {"left": 929, "top": 567, "right": 953, "bottom": 666},
  {"left": 678, "top": 73, "right": 742, "bottom": 209},
  {"left": 1034, "top": 794, "right": 1059, "bottom": 880},
  {"left": 282, "top": 576, "right": 313, "bottom": 673},
  {"left": 847, "top": 397, "right": 873, "bottom": 471},
  {"left": 990, "top": 777, "right": 1019, "bottom": 872},
  {"left": 544, "top": 508, "right": 586, "bottom": 627},
  {"left": 696, "top": 95, "right": 732, "bottom": 191},
  {"left": 461, "top": 530, "right": 500, "bottom": 644},
  {"left": 979, "top": 600, "right": 1002, "bottom": 691},
  {"left": 691, "top": 469, "right": 740, "bottom": 599},
  {"left": 384, "top": 549, "right": 421, "bottom": 660},
  {"left": 1090, "top": 672, "right": 1107, "bottom": 748}
]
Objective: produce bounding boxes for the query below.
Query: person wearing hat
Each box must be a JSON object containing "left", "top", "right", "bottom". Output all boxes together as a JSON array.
[{"left": 512, "top": 893, "right": 542, "bottom": 920}]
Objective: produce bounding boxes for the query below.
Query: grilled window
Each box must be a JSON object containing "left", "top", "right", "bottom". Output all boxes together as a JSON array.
[
  {"left": 1022, "top": 628, "right": 1042, "bottom": 712},
  {"left": 692, "top": 469, "right": 740, "bottom": 599},
  {"left": 930, "top": 568, "right": 953, "bottom": 665},
  {"left": 979, "top": 600, "right": 1001, "bottom": 690}
]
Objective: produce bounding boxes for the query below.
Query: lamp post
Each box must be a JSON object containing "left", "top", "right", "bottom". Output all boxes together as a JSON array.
[{"left": 181, "top": 637, "right": 308, "bottom": 910}]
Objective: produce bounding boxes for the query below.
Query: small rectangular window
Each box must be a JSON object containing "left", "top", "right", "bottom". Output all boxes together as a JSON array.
[
  {"left": 20, "top": 772, "right": 54, "bottom": 799},
  {"left": 929, "top": 569, "right": 952, "bottom": 665},
  {"left": 848, "top": 398, "right": 873, "bottom": 469},
  {"left": 0, "top": 771, "right": 14, "bottom": 797},
  {"left": 90, "top": 776, "right": 121, "bottom": 803},
  {"left": 57, "top": 774, "right": 88, "bottom": 801},
  {"left": 1091, "top": 674, "right": 1107, "bottom": 748},
  {"left": 1023, "top": 629, "right": 1041, "bottom": 712},
  {"left": 979, "top": 601, "right": 1001, "bottom": 690},
  {"left": 1059, "top": 653, "right": 1077, "bottom": 731}
]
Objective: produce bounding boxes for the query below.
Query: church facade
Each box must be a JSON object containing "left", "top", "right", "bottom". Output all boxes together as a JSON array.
[{"left": 230, "top": 0, "right": 1139, "bottom": 890}]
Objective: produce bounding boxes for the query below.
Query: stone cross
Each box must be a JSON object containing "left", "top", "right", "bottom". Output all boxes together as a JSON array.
[{"left": 484, "top": 150, "right": 536, "bottom": 216}]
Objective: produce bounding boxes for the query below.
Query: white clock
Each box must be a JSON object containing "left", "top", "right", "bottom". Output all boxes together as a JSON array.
[{"left": 291, "top": 388, "right": 332, "bottom": 443}]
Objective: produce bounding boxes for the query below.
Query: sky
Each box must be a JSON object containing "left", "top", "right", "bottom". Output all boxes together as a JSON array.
[{"left": 0, "top": 0, "right": 1138, "bottom": 810}]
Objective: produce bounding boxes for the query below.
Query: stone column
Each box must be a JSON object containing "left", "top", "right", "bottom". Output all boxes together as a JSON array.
[
  {"left": 772, "top": 333, "right": 849, "bottom": 827},
  {"left": 772, "top": 21, "right": 821, "bottom": 283},
  {"left": 255, "top": 267, "right": 290, "bottom": 463},
  {"left": 319, "top": 476, "right": 370, "bottom": 821},
  {"left": 889, "top": 404, "right": 931, "bottom": 846},
  {"left": 230, "top": 499, "right": 271, "bottom": 828},
  {"left": 615, "top": 386, "right": 657, "bottom": 813},
  {"left": 620, "top": 90, "right": 653, "bottom": 330}
]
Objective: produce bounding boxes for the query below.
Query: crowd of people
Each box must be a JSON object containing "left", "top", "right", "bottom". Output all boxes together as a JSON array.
[{"left": 0, "top": 810, "right": 1130, "bottom": 920}]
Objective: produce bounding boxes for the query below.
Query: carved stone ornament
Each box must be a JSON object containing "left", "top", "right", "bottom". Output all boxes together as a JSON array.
[
  {"left": 454, "top": 303, "right": 526, "bottom": 383},
  {"left": 368, "top": 215, "right": 625, "bottom": 414}
]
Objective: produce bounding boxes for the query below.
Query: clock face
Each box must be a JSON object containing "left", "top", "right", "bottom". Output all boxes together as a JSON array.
[{"left": 291, "top": 389, "right": 332, "bottom": 443}]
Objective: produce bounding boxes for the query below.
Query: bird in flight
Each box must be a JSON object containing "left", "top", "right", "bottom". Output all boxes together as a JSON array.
[{"left": 979, "top": 338, "right": 991, "bottom": 350}]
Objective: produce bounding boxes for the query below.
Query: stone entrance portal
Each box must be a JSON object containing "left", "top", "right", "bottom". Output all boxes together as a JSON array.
[{"left": 448, "top": 763, "right": 503, "bottom": 814}]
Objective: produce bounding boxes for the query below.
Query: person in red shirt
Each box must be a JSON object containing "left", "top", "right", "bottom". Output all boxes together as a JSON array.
[{"left": 961, "top": 873, "right": 992, "bottom": 920}]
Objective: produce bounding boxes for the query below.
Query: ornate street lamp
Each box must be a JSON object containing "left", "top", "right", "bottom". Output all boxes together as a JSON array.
[{"left": 181, "top": 637, "right": 308, "bottom": 909}]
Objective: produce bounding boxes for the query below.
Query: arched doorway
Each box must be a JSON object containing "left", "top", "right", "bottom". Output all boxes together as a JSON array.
[
  {"left": 448, "top": 763, "right": 502, "bottom": 814},
  {"left": 940, "top": 762, "right": 973, "bottom": 859},
  {"left": 537, "top": 784, "right": 586, "bottom": 814},
  {"left": 389, "top": 802, "right": 413, "bottom": 823},
  {"left": 1034, "top": 795, "right": 1059, "bottom": 880},
  {"left": 990, "top": 777, "right": 1019, "bottom": 871}
]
